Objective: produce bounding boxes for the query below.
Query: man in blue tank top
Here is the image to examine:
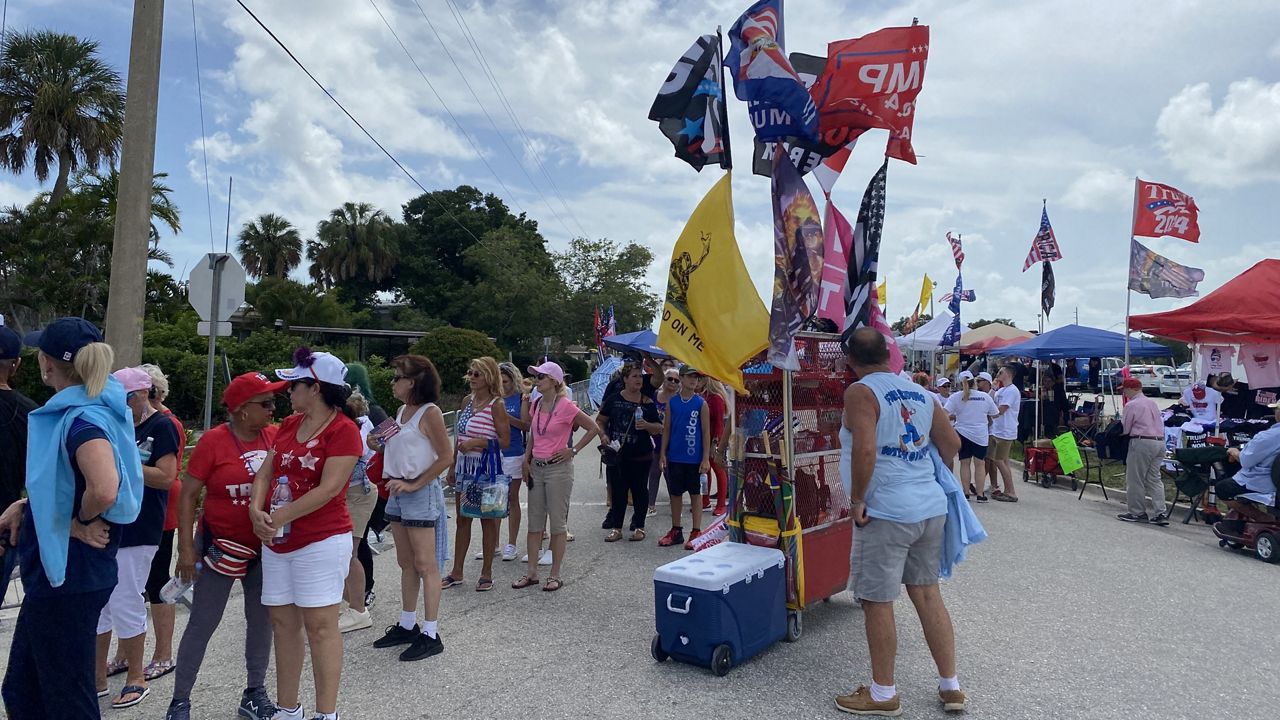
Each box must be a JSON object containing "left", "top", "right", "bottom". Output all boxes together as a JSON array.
[{"left": 837, "top": 328, "right": 967, "bottom": 716}]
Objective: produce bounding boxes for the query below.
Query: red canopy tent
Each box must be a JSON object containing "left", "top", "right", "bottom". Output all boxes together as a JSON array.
[{"left": 1129, "top": 259, "right": 1280, "bottom": 344}]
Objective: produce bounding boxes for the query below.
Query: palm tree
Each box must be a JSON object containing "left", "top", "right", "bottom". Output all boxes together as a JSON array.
[
  {"left": 237, "top": 213, "right": 302, "bottom": 280},
  {"left": 0, "top": 31, "right": 125, "bottom": 206},
  {"left": 71, "top": 167, "right": 181, "bottom": 242},
  {"left": 307, "top": 202, "right": 397, "bottom": 289}
]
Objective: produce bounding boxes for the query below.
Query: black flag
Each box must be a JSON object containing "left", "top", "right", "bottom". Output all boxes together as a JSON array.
[
  {"left": 649, "top": 35, "right": 728, "bottom": 171},
  {"left": 1041, "top": 260, "right": 1055, "bottom": 317}
]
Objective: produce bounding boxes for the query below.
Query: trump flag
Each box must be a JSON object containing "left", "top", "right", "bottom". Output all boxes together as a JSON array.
[{"left": 1132, "top": 178, "right": 1200, "bottom": 243}]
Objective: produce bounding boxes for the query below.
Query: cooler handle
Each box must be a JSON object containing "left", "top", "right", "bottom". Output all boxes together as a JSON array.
[{"left": 666, "top": 592, "right": 692, "bottom": 615}]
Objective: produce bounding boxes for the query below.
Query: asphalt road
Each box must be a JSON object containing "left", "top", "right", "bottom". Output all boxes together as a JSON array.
[{"left": 3, "top": 452, "right": 1277, "bottom": 719}]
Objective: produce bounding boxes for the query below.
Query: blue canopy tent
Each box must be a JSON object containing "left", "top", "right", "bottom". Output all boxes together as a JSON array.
[
  {"left": 602, "top": 329, "right": 671, "bottom": 358},
  {"left": 987, "top": 323, "right": 1173, "bottom": 360}
]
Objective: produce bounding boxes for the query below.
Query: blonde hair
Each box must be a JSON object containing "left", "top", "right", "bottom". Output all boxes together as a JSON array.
[
  {"left": 346, "top": 386, "right": 370, "bottom": 417},
  {"left": 468, "top": 356, "right": 503, "bottom": 397},
  {"left": 139, "top": 362, "right": 169, "bottom": 399},
  {"left": 45, "top": 342, "right": 114, "bottom": 398},
  {"left": 962, "top": 378, "right": 973, "bottom": 402}
]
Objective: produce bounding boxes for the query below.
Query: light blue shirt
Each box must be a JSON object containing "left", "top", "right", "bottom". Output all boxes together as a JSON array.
[
  {"left": 852, "top": 372, "right": 947, "bottom": 524},
  {"left": 1234, "top": 424, "right": 1280, "bottom": 502}
]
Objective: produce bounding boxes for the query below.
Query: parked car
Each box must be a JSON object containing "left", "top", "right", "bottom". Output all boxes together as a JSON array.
[
  {"left": 1129, "top": 365, "right": 1173, "bottom": 395},
  {"left": 1160, "top": 369, "right": 1193, "bottom": 398}
]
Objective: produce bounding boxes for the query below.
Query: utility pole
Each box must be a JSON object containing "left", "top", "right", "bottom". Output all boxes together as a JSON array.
[{"left": 104, "top": 0, "right": 165, "bottom": 368}]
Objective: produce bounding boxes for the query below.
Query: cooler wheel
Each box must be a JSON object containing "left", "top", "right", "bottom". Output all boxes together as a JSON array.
[
  {"left": 650, "top": 634, "right": 668, "bottom": 662},
  {"left": 785, "top": 610, "right": 803, "bottom": 643},
  {"left": 1257, "top": 532, "right": 1280, "bottom": 564},
  {"left": 711, "top": 644, "right": 733, "bottom": 676}
]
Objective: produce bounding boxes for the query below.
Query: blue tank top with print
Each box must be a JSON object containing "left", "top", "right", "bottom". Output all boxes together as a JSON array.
[
  {"left": 853, "top": 372, "right": 947, "bottom": 524},
  {"left": 665, "top": 393, "right": 705, "bottom": 464}
]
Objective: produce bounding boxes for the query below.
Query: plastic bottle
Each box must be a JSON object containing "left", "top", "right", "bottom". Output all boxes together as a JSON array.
[
  {"left": 634, "top": 406, "right": 645, "bottom": 425},
  {"left": 137, "top": 436, "right": 154, "bottom": 463},
  {"left": 271, "top": 477, "right": 293, "bottom": 545},
  {"left": 699, "top": 472, "right": 709, "bottom": 495},
  {"left": 159, "top": 562, "right": 201, "bottom": 603}
]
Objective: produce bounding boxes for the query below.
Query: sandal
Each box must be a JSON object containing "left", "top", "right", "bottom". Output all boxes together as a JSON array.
[
  {"left": 475, "top": 577, "right": 494, "bottom": 592},
  {"left": 440, "top": 574, "right": 462, "bottom": 589},
  {"left": 511, "top": 575, "right": 539, "bottom": 589},
  {"left": 97, "top": 687, "right": 110, "bottom": 699},
  {"left": 542, "top": 577, "right": 563, "bottom": 592},
  {"left": 143, "top": 659, "right": 176, "bottom": 681},
  {"left": 106, "top": 658, "right": 129, "bottom": 677},
  {"left": 604, "top": 529, "right": 622, "bottom": 542},
  {"left": 111, "top": 684, "right": 150, "bottom": 709},
  {"left": 630, "top": 528, "right": 646, "bottom": 541},
  {"left": 565, "top": 532, "right": 575, "bottom": 542}
]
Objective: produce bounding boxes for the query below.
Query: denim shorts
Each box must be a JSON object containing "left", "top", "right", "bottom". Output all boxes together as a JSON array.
[{"left": 385, "top": 478, "right": 445, "bottom": 528}]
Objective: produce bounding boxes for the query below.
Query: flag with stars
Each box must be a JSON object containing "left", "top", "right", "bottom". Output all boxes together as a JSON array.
[
  {"left": 1022, "top": 201, "right": 1063, "bottom": 270},
  {"left": 649, "top": 34, "right": 728, "bottom": 171},
  {"left": 841, "top": 159, "right": 905, "bottom": 372},
  {"left": 940, "top": 273, "right": 964, "bottom": 347}
]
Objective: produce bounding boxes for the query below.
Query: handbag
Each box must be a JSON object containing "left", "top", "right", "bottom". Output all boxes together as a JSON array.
[
  {"left": 203, "top": 537, "right": 259, "bottom": 578},
  {"left": 597, "top": 443, "right": 621, "bottom": 467},
  {"left": 459, "top": 440, "right": 511, "bottom": 519}
]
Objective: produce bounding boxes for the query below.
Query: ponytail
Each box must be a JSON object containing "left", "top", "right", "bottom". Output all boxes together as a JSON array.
[
  {"left": 962, "top": 379, "right": 973, "bottom": 402},
  {"left": 72, "top": 342, "right": 114, "bottom": 398}
]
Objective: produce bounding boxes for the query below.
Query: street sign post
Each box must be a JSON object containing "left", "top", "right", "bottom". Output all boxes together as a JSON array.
[{"left": 189, "top": 254, "right": 247, "bottom": 429}]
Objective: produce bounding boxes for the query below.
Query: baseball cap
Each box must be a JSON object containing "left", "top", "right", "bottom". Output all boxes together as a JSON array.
[
  {"left": 527, "top": 361, "right": 565, "bottom": 384},
  {"left": 23, "top": 317, "right": 102, "bottom": 363},
  {"left": 977, "top": 371, "right": 993, "bottom": 384},
  {"left": 678, "top": 364, "right": 702, "bottom": 377},
  {"left": 1121, "top": 377, "right": 1143, "bottom": 390},
  {"left": 224, "top": 371, "right": 288, "bottom": 412},
  {"left": 0, "top": 325, "right": 20, "bottom": 360},
  {"left": 936, "top": 377, "right": 951, "bottom": 387},
  {"left": 111, "top": 367, "right": 153, "bottom": 393},
  {"left": 957, "top": 370, "right": 974, "bottom": 383},
  {"left": 276, "top": 348, "right": 348, "bottom": 386}
]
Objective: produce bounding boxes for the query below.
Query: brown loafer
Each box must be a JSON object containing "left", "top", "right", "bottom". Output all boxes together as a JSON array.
[
  {"left": 939, "top": 688, "right": 967, "bottom": 712},
  {"left": 835, "top": 686, "right": 901, "bottom": 716}
]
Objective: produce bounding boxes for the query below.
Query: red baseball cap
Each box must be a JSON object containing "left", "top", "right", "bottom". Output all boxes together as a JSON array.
[
  {"left": 223, "top": 372, "right": 288, "bottom": 412},
  {"left": 1121, "top": 377, "right": 1143, "bottom": 390}
]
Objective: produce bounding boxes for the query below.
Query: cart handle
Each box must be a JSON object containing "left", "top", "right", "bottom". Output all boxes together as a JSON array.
[{"left": 666, "top": 593, "right": 692, "bottom": 615}]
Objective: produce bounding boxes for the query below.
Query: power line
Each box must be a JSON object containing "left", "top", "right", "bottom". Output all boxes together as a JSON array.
[
  {"left": 437, "top": 0, "right": 591, "bottom": 239},
  {"left": 365, "top": 0, "right": 527, "bottom": 218},
  {"left": 190, "top": 0, "right": 217, "bottom": 253}
]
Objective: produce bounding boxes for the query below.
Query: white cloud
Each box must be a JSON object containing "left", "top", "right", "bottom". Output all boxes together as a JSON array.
[
  {"left": 1156, "top": 79, "right": 1280, "bottom": 188},
  {"left": 1063, "top": 168, "right": 1132, "bottom": 211}
]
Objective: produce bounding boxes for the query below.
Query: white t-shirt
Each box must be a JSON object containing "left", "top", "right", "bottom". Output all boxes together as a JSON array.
[
  {"left": 944, "top": 391, "right": 1000, "bottom": 445},
  {"left": 991, "top": 385, "right": 1021, "bottom": 440},
  {"left": 1199, "top": 345, "right": 1235, "bottom": 381},
  {"left": 1180, "top": 385, "right": 1223, "bottom": 424},
  {"left": 1240, "top": 344, "right": 1280, "bottom": 387}
]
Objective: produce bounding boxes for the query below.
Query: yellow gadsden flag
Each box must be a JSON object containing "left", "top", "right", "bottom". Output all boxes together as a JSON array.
[
  {"left": 918, "top": 273, "right": 932, "bottom": 310},
  {"left": 876, "top": 280, "right": 887, "bottom": 306},
  {"left": 659, "top": 172, "right": 767, "bottom": 394}
]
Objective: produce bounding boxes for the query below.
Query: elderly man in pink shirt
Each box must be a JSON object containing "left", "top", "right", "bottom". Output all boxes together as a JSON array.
[{"left": 1117, "top": 377, "right": 1169, "bottom": 525}]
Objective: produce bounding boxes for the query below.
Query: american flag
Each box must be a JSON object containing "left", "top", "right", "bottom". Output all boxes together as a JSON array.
[
  {"left": 1022, "top": 202, "right": 1063, "bottom": 271},
  {"left": 841, "top": 159, "right": 905, "bottom": 372},
  {"left": 940, "top": 289, "right": 976, "bottom": 303},
  {"left": 939, "top": 273, "right": 964, "bottom": 347},
  {"left": 946, "top": 231, "right": 964, "bottom": 269}
]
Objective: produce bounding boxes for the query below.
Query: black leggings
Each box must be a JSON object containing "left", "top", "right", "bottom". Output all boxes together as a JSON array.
[
  {"left": 357, "top": 495, "right": 389, "bottom": 594},
  {"left": 605, "top": 457, "right": 652, "bottom": 531}
]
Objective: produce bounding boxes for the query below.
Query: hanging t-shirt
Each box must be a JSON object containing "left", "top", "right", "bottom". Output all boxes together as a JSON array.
[
  {"left": 665, "top": 393, "right": 706, "bottom": 464},
  {"left": 1199, "top": 345, "right": 1235, "bottom": 380},
  {"left": 1240, "top": 344, "right": 1280, "bottom": 388},
  {"left": 186, "top": 423, "right": 280, "bottom": 548},
  {"left": 267, "top": 412, "right": 362, "bottom": 554},
  {"left": 991, "top": 385, "right": 1022, "bottom": 441},
  {"left": 1180, "top": 384, "right": 1223, "bottom": 425},
  {"left": 120, "top": 410, "right": 182, "bottom": 548}
]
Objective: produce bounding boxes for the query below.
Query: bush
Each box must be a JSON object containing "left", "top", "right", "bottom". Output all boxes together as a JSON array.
[{"left": 408, "top": 327, "right": 502, "bottom": 394}]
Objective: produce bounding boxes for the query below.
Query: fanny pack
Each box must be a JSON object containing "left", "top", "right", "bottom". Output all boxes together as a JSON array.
[{"left": 204, "top": 537, "right": 259, "bottom": 578}]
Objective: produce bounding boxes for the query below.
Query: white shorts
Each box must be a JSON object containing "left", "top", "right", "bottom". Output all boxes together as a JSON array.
[
  {"left": 97, "top": 544, "right": 158, "bottom": 637},
  {"left": 260, "top": 533, "right": 352, "bottom": 608},
  {"left": 502, "top": 455, "right": 524, "bottom": 481}
]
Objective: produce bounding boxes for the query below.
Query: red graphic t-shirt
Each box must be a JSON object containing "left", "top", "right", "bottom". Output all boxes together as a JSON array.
[
  {"left": 186, "top": 423, "right": 279, "bottom": 548},
  {"left": 266, "top": 412, "right": 361, "bottom": 553},
  {"left": 162, "top": 411, "right": 186, "bottom": 531}
]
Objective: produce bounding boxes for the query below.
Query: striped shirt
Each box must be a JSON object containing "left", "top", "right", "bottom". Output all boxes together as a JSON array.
[{"left": 458, "top": 396, "right": 499, "bottom": 448}]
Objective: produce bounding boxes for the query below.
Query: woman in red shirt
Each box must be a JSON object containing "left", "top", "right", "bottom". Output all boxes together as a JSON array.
[
  {"left": 165, "top": 372, "right": 286, "bottom": 720},
  {"left": 699, "top": 377, "right": 730, "bottom": 517},
  {"left": 249, "top": 349, "right": 362, "bottom": 720}
]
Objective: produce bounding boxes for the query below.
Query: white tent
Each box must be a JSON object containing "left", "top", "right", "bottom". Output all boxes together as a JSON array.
[{"left": 897, "top": 310, "right": 953, "bottom": 352}]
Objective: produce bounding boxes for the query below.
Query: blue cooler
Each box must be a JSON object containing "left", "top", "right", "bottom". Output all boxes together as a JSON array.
[{"left": 651, "top": 542, "right": 787, "bottom": 676}]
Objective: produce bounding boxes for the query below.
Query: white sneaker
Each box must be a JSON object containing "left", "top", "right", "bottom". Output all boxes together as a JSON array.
[
  {"left": 474, "top": 550, "right": 484, "bottom": 560},
  {"left": 501, "top": 544, "right": 518, "bottom": 561},
  {"left": 338, "top": 608, "right": 372, "bottom": 633},
  {"left": 271, "top": 705, "right": 306, "bottom": 720},
  {"left": 537, "top": 549, "right": 552, "bottom": 566}
]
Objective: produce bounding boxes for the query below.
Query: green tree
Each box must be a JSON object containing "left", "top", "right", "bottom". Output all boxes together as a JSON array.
[
  {"left": 246, "top": 277, "right": 353, "bottom": 329},
  {"left": 72, "top": 166, "right": 181, "bottom": 240},
  {"left": 237, "top": 213, "right": 302, "bottom": 280},
  {"left": 307, "top": 202, "right": 398, "bottom": 307},
  {"left": 0, "top": 31, "right": 124, "bottom": 206},
  {"left": 554, "top": 237, "right": 660, "bottom": 345},
  {"left": 968, "top": 318, "right": 1017, "bottom": 330},
  {"left": 891, "top": 313, "right": 932, "bottom": 334},
  {"left": 458, "top": 226, "right": 567, "bottom": 354},
  {"left": 145, "top": 269, "right": 186, "bottom": 322},
  {"left": 408, "top": 327, "right": 501, "bottom": 394}
]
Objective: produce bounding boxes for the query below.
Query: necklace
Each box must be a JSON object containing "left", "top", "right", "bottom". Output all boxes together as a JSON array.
[
  {"left": 298, "top": 409, "right": 337, "bottom": 445},
  {"left": 535, "top": 395, "right": 561, "bottom": 436}
]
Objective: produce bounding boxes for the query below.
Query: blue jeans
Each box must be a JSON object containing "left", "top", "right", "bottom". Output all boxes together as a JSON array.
[{"left": 3, "top": 587, "right": 113, "bottom": 718}]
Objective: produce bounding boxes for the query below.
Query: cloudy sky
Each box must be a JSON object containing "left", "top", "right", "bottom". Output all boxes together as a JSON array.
[{"left": 7, "top": 0, "right": 1280, "bottom": 334}]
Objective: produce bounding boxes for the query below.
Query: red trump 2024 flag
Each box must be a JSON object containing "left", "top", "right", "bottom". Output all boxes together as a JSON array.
[{"left": 1132, "top": 178, "right": 1200, "bottom": 243}]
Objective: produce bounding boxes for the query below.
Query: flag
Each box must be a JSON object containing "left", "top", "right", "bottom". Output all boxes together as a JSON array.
[
  {"left": 918, "top": 274, "right": 932, "bottom": 310},
  {"left": 840, "top": 159, "right": 904, "bottom": 372},
  {"left": 1132, "top": 178, "right": 1200, "bottom": 243},
  {"left": 605, "top": 306, "right": 617, "bottom": 338},
  {"left": 816, "top": 199, "right": 852, "bottom": 324},
  {"left": 749, "top": 52, "right": 857, "bottom": 181},
  {"left": 946, "top": 231, "right": 964, "bottom": 269},
  {"left": 649, "top": 34, "right": 728, "bottom": 171},
  {"left": 940, "top": 290, "right": 976, "bottom": 303},
  {"left": 1041, "top": 261, "right": 1055, "bottom": 317},
  {"left": 768, "top": 143, "right": 825, "bottom": 369},
  {"left": 810, "top": 24, "right": 930, "bottom": 164},
  {"left": 725, "top": 0, "right": 819, "bottom": 142},
  {"left": 876, "top": 280, "right": 887, "bottom": 306},
  {"left": 1022, "top": 202, "right": 1063, "bottom": 271},
  {"left": 660, "top": 173, "right": 769, "bottom": 393},
  {"left": 593, "top": 306, "right": 606, "bottom": 361},
  {"left": 1128, "top": 239, "right": 1205, "bottom": 299},
  {"left": 939, "top": 273, "right": 963, "bottom": 347}
]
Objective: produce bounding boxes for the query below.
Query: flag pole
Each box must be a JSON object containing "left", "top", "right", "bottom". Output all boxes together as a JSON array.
[
  {"left": 1124, "top": 177, "right": 1138, "bottom": 370},
  {"left": 715, "top": 26, "right": 733, "bottom": 171}
]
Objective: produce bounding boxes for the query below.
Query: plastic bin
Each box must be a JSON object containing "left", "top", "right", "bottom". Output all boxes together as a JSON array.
[{"left": 651, "top": 542, "right": 786, "bottom": 676}]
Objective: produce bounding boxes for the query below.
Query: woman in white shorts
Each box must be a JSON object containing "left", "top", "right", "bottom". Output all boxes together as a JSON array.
[
  {"left": 499, "top": 362, "right": 530, "bottom": 561},
  {"left": 371, "top": 354, "right": 454, "bottom": 662},
  {"left": 249, "top": 349, "right": 362, "bottom": 720}
]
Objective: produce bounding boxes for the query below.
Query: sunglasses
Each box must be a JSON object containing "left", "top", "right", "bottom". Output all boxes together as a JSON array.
[
  {"left": 665, "top": 378, "right": 679, "bottom": 383},
  {"left": 467, "top": 370, "right": 483, "bottom": 378},
  {"left": 246, "top": 399, "right": 276, "bottom": 410},
  {"left": 535, "top": 373, "right": 549, "bottom": 380}
]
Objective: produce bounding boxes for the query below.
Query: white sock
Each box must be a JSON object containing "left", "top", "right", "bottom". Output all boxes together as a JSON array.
[
  {"left": 398, "top": 611, "right": 417, "bottom": 630},
  {"left": 939, "top": 675, "right": 961, "bottom": 692},
  {"left": 423, "top": 620, "right": 439, "bottom": 639},
  {"left": 870, "top": 681, "right": 897, "bottom": 702},
  {"left": 317, "top": 713, "right": 338, "bottom": 720}
]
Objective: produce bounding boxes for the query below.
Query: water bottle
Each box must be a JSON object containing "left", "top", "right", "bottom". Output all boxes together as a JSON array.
[
  {"left": 159, "top": 562, "right": 201, "bottom": 603},
  {"left": 271, "top": 477, "right": 293, "bottom": 545},
  {"left": 699, "top": 472, "right": 709, "bottom": 495},
  {"left": 137, "top": 436, "right": 154, "bottom": 463},
  {"left": 634, "top": 406, "right": 645, "bottom": 425}
]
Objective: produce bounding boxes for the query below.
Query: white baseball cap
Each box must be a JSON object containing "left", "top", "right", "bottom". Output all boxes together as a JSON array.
[
  {"left": 977, "top": 371, "right": 994, "bottom": 384},
  {"left": 936, "top": 377, "right": 951, "bottom": 387},
  {"left": 957, "top": 370, "right": 974, "bottom": 382},
  {"left": 276, "top": 348, "right": 348, "bottom": 386}
]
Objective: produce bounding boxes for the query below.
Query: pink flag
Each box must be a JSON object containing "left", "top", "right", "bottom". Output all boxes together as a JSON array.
[
  {"left": 816, "top": 200, "right": 852, "bottom": 324},
  {"left": 868, "top": 299, "right": 905, "bottom": 374}
]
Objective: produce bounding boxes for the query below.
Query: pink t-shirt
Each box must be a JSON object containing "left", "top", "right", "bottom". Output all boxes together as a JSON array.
[{"left": 530, "top": 396, "right": 580, "bottom": 460}]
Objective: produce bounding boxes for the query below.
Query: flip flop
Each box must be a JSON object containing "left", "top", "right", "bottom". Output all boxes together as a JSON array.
[
  {"left": 511, "top": 575, "right": 539, "bottom": 589},
  {"left": 475, "top": 578, "right": 494, "bottom": 592},
  {"left": 111, "top": 685, "right": 150, "bottom": 709},
  {"left": 542, "top": 577, "right": 563, "bottom": 592},
  {"left": 106, "top": 658, "right": 129, "bottom": 677},
  {"left": 97, "top": 688, "right": 110, "bottom": 699},
  {"left": 440, "top": 575, "right": 462, "bottom": 589},
  {"left": 143, "top": 659, "right": 176, "bottom": 681}
]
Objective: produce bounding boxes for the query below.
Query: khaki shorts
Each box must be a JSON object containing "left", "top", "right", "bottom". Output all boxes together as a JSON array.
[
  {"left": 851, "top": 515, "right": 945, "bottom": 602},
  {"left": 346, "top": 482, "right": 377, "bottom": 537},
  {"left": 989, "top": 437, "right": 1014, "bottom": 462},
  {"left": 527, "top": 460, "right": 574, "bottom": 535}
]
